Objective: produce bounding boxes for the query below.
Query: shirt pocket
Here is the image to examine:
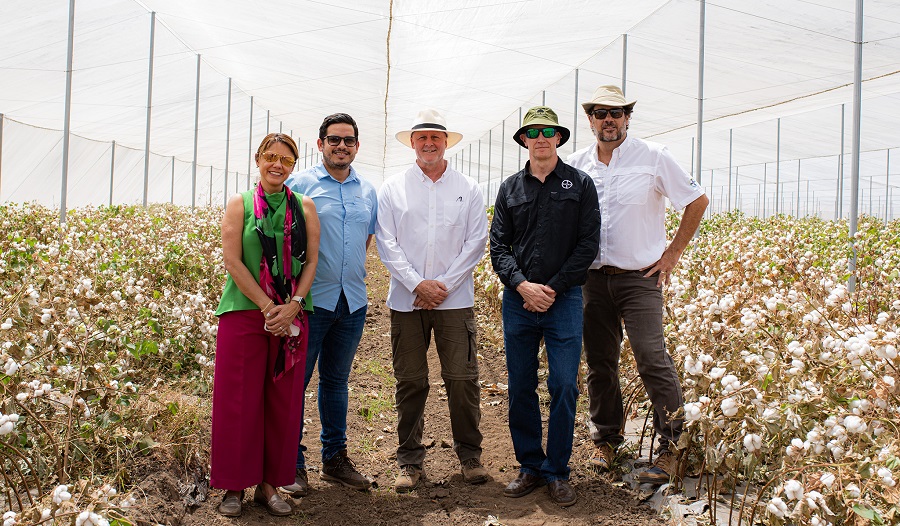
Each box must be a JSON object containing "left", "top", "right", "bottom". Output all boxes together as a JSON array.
[
  {"left": 346, "top": 196, "right": 372, "bottom": 223},
  {"left": 615, "top": 171, "right": 654, "bottom": 205},
  {"left": 444, "top": 200, "right": 465, "bottom": 227}
]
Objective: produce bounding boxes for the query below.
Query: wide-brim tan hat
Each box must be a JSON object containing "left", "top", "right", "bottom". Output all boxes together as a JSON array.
[
  {"left": 581, "top": 85, "right": 636, "bottom": 113},
  {"left": 513, "top": 106, "right": 570, "bottom": 148},
  {"left": 395, "top": 109, "right": 463, "bottom": 148}
]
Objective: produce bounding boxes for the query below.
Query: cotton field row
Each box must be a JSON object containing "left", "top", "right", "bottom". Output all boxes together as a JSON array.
[{"left": 1, "top": 204, "right": 898, "bottom": 525}]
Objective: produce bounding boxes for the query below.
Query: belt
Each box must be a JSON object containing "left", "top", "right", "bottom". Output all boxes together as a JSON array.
[{"left": 594, "top": 265, "right": 632, "bottom": 275}]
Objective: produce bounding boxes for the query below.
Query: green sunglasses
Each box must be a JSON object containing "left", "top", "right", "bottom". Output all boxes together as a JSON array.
[{"left": 524, "top": 127, "right": 558, "bottom": 139}]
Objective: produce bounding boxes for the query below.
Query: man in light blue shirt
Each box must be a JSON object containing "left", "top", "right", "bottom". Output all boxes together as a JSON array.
[{"left": 282, "top": 113, "right": 377, "bottom": 495}]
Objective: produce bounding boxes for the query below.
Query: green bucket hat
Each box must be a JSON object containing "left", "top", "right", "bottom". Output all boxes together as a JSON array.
[{"left": 513, "top": 106, "right": 570, "bottom": 148}]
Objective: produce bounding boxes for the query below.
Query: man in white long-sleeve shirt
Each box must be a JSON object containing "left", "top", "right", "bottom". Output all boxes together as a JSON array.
[{"left": 375, "top": 109, "right": 489, "bottom": 493}]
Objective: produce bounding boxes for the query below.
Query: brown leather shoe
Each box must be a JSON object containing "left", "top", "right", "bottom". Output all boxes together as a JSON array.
[
  {"left": 253, "top": 485, "right": 292, "bottom": 516},
  {"left": 394, "top": 464, "right": 424, "bottom": 493},
  {"left": 460, "top": 457, "right": 489, "bottom": 484},
  {"left": 590, "top": 443, "right": 615, "bottom": 472},
  {"left": 217, "top": 490, "right": 243, "bottom": 517},
  {"left": 281, "top": 468, "right": 308, "bottom": 497},
  {"left": 503, "top": 472, "right": 546, "bottom": 498},
  {"left": 636, "top": 451, "right": 679, "bottom": 485},
  {"left": 548, "top": 480, "right": 577, "bottom": 507},
  {"left": 322, "top": 450, "right": 372, "bottom": 490}
]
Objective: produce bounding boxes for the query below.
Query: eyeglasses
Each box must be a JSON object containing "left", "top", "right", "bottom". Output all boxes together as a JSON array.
[
  {"left": 524, "top": 127, "right": 558, "bottom": 139},
  {"left": 260, "top": 151, "right": 296, "bottom": 168},
  {"left": 323, "top": 135, "right": 358, "bottom": 147},
  {"left": 590, "top": 108, "right": 626, "bottom": 120}
]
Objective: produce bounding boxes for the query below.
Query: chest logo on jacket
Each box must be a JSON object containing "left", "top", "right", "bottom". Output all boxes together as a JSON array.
[{"left": 561, "top": 179, "right": 573, "bottom": 190}]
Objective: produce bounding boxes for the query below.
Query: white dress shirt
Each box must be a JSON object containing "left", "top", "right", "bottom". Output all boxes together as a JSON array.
[
  {"left": 376, "top": 163, "right": 488, "bottom": 312},
  {"left": 567, "top": 135, "right": 705, "bottom": 271}
]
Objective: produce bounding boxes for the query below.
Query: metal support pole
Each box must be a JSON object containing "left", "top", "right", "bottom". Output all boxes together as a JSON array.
[
  {"left": 573, "top": 68, "right": 578, "bottom": 151},
  {"left": 869, "top": 176, "right": 873, "bottom": 216},
  {"left": 109, "top": 141, "right": 115, "bottom": 206},
  {"left": 460, "top": 148, "right": 465, "bottom": 174},
  {"left": 60, "top": 0, "right": 76, "bottom": 223},
  {"left": 734, "top": 166, "right": 739, "bottom": 213},
  {"left": 304, "top": 143, "right": 308, "bottom": 169},
  {"left": 477, "top": 140, "right": 482, "bottom": 184},
  {"left": 775, "top": 118, "right": 781, "bottom": 215},
  {"left": 224, "top": 78, "right": 232, "bottom": 207},
  {"left": 266, "top": 109, "right": 270, "bottom": 134},
  {"left": 727, "top": 129, "right": 732, "bottom": 212},
  {"left": 762, "top": 163, "right": 767, "bottom": 217},
  {"left": 848, "top": 0, "right": 863, "bottom": 292},
  {"left": 839, "top": 103, "right": 845, "bottom": 218},
  {"left": 796, "top": 159, "right": 801, "bottom": 217},
  {"left": 622, "top": 34, "right": 628, "bottom": 95},
  {"left": 142, "top": 11, "right": 156, "bottom": 207},
  {"left": 469, "top": 144, "right": 473, "bottom": 176},
  {"left": 695, "top": 0, "right": 706, "bottom": 186},
  {"left": 500, "top": 119, "right": 506, "bottom": 185},
  {"left": 247, "top": 96, "right": 254, "bottom": 190},
  {"left": 887, "top": 149, "right": 891, "bottom": 220},
  {"left": 170, "top": 156, "right": 175, "bottom": 204},
  {"left": 542, "top": 91, "right": 546, "bottom": 105},
  {"left": 518, "top": 107, "right": 523, "bottom": 169},
  {"left": 191, "top": 54, "right": 200, "bottom": 210}
]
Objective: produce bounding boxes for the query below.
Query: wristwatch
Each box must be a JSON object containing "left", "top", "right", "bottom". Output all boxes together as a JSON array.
[{"left": 291, "top": 295, "right": 307, "bottom": 309}]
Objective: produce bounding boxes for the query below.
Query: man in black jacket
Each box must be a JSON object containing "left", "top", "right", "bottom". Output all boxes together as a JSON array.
[{"left": 490, "top": 106, "right": 600, "bottom": 507}]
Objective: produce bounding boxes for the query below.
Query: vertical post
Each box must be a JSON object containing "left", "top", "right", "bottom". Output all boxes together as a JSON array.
[
  {"left": 500, "top": 119, "right": 506, "bottom": 185},
  {"left": 460, "top": 148, "right": 465, "bottom": 174},
  {"left": 695, "top": 0, "right": 706, "bottom": 186},
  {"left": 170, "top": 156, "right": 175, "bottom": 204},
  {"left": 304, "top": 143, "right": 308, "bottom": 169},
  {"left": 224, "top": 78, "right": 232, "bottom": 207},
  {"left": 143, "top": 11, "right": 156, "bottom": 207},
  {"left": 709, "top": 170, "right": 714, "bottom": 216},
  {"left": 796, "top": 159, "right": 801, "bottom": 217},
  {"left": 518, "top": 107, "right": 523, "bottom": 169},
  {"left": 869, "top": 175, "right": 873, "bottom": 216},
  {"left": 727, "top": 128, "right": 732, "bottom": 212},
  {"left": 60, "top": 0, "right": 76, "bottom": 223},
  {"left": 848, "top": 0, "right": 863, "bottom": 292},
  {"left": 775, "top": 118, "right": 781, "bottom": 215},
  {"left": 109, "top": 141, "right": 115, "bottom": 206},
  {"left": 542, "top": 91, "right": 546, "bottom": 105},
  {"left": 487, "top": 129, "right": 492, "bottom": 201},
  {"left": 477, "top": 140, "right": 482, "bottom": 184},
  {"left": 247, "top": 96, "right": 254, "bottom": 190},
  {"left": 734, "top": 166, "right": 739, "bottom": 213},
  {"left": 191, "top": 54, "right": 200, "bottom": 211},
  {"left": 279, "top": 121, "right": 283, "bottom": 133},
  {"left": 573, "top": 68, "right": 579, "bottom": 151},
  {"left": 886, "top": 149, "right": 891, "bottom": 220},
  {"left": 838, "top": 103, "right": 845, "bottom": 218},
  {"left": 762, "top": 163, "right": 767, "bottom": 217},
  {"left": 469, "top": 143, "right": 473, "bottom": 176},
  {"left": 621, "top": 34, "right": 628, "bottom": 95},
  {"left": 266, "top": 109, "right": 270, "bottom": 134}
]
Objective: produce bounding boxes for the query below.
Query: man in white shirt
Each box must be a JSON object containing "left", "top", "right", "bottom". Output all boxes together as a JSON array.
[
  {"left": 567, "top": 85, "right": 709, "bottom": 485},
  {"left": 376, "top": 109, "right": 489, "bottom": 493}
]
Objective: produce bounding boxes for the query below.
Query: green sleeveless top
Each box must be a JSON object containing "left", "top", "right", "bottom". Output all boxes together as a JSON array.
[{"left": 215, "top": 189, "right": 314, "bottom": 316}]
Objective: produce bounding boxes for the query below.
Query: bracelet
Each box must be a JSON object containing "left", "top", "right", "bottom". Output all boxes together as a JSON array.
[{"left": 261, "top": 300, "right": 274, "bottom": 313}]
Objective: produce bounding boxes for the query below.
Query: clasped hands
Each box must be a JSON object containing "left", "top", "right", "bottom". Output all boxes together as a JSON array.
[
  {"left": 516, "top": 281, "right": 556, "bottom": 313},
  {"left": 264, "top": 302, "right": 302, "bottom": 336},
  {"left": 413, "top": 280, "right": 448, "bottom": 310}
]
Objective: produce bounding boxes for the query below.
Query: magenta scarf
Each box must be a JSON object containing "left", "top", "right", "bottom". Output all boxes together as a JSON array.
[{"left": 253, "top": 183, "right": 307, "bottom": 380}]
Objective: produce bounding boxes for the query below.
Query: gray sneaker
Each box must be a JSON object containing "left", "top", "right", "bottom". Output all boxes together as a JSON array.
[
  {"left": 321, "top": 450, "right": 372, "bottom": 490},
  {"left": 281, "top": 468, "right": 308, "bottom": 497}
]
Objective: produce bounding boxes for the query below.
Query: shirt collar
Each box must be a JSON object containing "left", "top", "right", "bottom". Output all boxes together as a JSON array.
[
  {"left": 595, "top": 134, "right": 634, "bottom": 163},
  {"left": 314, "top": 163, "right": 358, "bottom": 184},
  {"left": 524, "top": 157, "right": 563, "bottom": 180},
  {"left": 411, "top": 163, "right": 448, "bottom": 184}
]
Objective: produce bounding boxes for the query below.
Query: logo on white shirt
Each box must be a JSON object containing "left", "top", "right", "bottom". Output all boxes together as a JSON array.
[{"left": 561, "top": 179, "right": 573, "bottom": 190}]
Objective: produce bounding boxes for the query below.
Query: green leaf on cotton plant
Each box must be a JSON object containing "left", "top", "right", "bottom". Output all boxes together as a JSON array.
[
  {"left": 110, "top": 519, "right": 133, "bottom": 526},
  {"left": 760, "top": 373, "right": 773, "bottom": 390},
  {"left": 852, "top": 504, "right": 883, "bottom": 524},
  {"left": 886, "top": 457, "right": 900, "bottom": 470}
]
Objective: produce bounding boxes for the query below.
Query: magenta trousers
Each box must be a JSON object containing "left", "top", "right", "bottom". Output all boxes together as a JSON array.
[{"left": 210, "top": 309, "right": 307, "bottom": 490}]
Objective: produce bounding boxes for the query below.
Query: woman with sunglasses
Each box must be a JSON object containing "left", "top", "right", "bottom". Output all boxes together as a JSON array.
[{"left": 210, "top": 133, "right": 320, "bottom": 517}]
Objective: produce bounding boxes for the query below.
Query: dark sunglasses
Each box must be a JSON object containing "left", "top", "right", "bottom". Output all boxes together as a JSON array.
[
  {"left": 260, "top": 151, "right": 296, "bottom": 168},
  {"left": 324, "top": 135, "right": 358, "bottom": 147},
  {"left": 524, "top": 127, "right": 558, "bottom": 139},
  {"left": 590, "top": 108, "right": 626, "bottom": 119}
]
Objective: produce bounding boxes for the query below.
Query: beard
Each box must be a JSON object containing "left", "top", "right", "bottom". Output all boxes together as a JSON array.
[
  {"left": 595, "top": 125, "right": 626, "bottom": 143},
  {"left": 323, "top": 150, "right": 352, "bottom": 169}
]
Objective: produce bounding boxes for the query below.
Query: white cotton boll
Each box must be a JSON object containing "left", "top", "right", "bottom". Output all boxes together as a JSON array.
[
  {"left": 721, "top": 398, "right": 739, "bottom": 417},
  {"left": 684, "top": 402, "right": 703, "bottom": 422},
  {"left": 876, "top": 344, "right": 897, "bottom": 360},
  {"left": 784, "top": 479, "right": 804, "bottom": 501},
  {"left": 787, "top": 341, "right": 805, "bottom": 357},
  {"left": 884, "top": 376, "right": 896, "bottom": 389},
  {"left": 40, "top": 312, "right": 52, "bottom": 325},
  {"left": 709, "top": 367, "right": 726, "bottom": 380},
  {"left": 878, "top": 467, "right": 896, "bottom": 487},
  {"left": 41, "top": 509, "right": 50, "bottom": 520},
  {"left": 4, "top": 358, "right": 19, "bottom": 376},
  {"left": 52, "top": 484, "right": 72, "bottom": 504},
  {"left": 743, "top": 433, "right": 762, "bottom": 453},
  {"left": 0, "top": 318, "right": 12, "bottom": 330},
  {"left": 3, "top": 511, "right": 16, "bottom": 526},
  {"left": 786, "top": 438, "right": 806, "bottom": 458},
  {"left": 861, "top": 368, "right": 874, "bottom": 380},
  {"left": 767, "top": 497, "right": 788, "bottom": 518},
  {"left": 65, "top": 307, "right": 79, "bottom": 320},
  {"left": 846, "top": 483, "right": 861, "bottom": 498},
  {"left": 0, "top": 422, "right": 13, "bottom": 435},
  {"left": 819, "top": 472, "right": 835, "bottom": 488},
  {"left": 75, "top": 511, "right": 109, "bottom": 526}
]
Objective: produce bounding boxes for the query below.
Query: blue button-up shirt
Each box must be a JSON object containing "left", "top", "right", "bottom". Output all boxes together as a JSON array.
[{"left": 287, "top": 163, "right": 377, "bottom": 312}]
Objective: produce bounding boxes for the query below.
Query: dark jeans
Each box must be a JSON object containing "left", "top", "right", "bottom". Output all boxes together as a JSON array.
[
  {"left": 296, "top": 292, "right": 367, "bottom": 468},
  {"left": 502, "top": 286, "right": 582, "bottom": 482},
  {"left": 582, "top": 270, "right": 684, "bottom": 451},
  {"left": 390, "top": 308, "right": 482, "bottom": 467}
]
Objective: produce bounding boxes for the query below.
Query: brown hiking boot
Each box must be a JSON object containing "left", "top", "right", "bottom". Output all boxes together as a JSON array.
[
  {"left": 321, "top": 450, "right": 372, "bottom": 490},
  {"left": 394, "top": 464, "right": 424, "bottom": 493},
  {"left": 590, "top": 443, "right": 615, "bottom": 472},
  {"left": 460, "top": 457, "right": 489, "bottom": 484},
  {"left": 281, "top": 468, "right": 308, "bottom": 497},
  {"left": 636, "top": 451, "right": 678, "bottom": 484}
]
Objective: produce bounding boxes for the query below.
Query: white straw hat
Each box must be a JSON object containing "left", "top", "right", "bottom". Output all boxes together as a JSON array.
[{"left": 395, "top": 109, "right": 463, "bottom": 148}]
